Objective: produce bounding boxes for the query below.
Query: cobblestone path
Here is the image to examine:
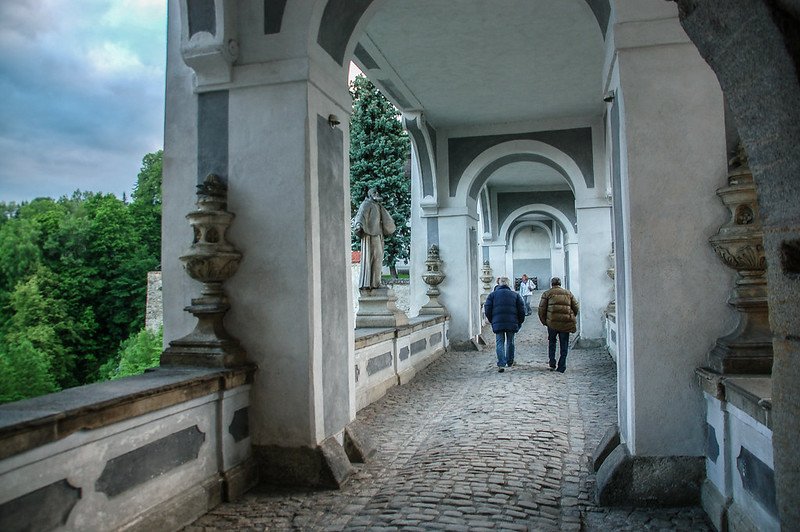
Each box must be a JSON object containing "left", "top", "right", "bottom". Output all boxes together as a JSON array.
[{"left": 187, "top": 319, "right": 711, "bottom": 531}]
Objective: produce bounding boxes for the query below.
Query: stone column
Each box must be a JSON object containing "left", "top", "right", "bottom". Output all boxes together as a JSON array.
[
  {"left": 550, "top": 243, "right": 566, "bottom": 282},
  {"left": 593, "top": 0, "right": 733, "bottom": 506},
  {"left": 163, "top": 0, "right": 356, "bottom": 487},
  {"left": 576, "top": 203, "right": 613, "bottom": 343},
  {"left": 436, "top": 214, "right": 482, "bottom": 346},
  {"left": 564, "top": 242, "right": 580, "bottom": 296}
]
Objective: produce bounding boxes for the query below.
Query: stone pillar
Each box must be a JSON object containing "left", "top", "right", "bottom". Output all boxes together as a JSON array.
[
  {"left": 436, "top": 214, "right": 482, "bottom": 346},
  {"left": 576, "top": 203, "right": 613, "bottom": 342},
  {"left": 164, "top": 0, "right": 355, "bottom": 487},
  {"left": 564, "top": 242, "right": 580, "bottom": 296},
  {"left": 593, "top": 0, "right": 733, "bottom": 505},
  {"left": 550, "top": 243, "right": 566, "bottom": 282},
  {"left": 606, "top": 251, "right": 616, "bottom": 315},
  {"left": 676, "top": 3, "right": 800, "bottom": 526}
]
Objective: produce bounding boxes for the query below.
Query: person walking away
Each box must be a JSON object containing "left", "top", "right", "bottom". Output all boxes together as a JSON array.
[
  {"left": 538, "top": 277, "right": 579, "bottom": 373},
  {"left": 519, "top": 274, "right": 535, "bottom": 315},
  {"left": 484, "top": 277, "right": 526, "bottom": 372}
]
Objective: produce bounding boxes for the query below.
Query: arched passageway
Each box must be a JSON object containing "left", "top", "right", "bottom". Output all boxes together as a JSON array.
[{"left": 160, "top": 0, "right": 800, "bottom": 530}]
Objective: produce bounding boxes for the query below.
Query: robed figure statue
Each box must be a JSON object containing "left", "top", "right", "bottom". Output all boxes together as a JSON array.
[{"left": 353, "top": 187, "right": 396, "bottom": 289}]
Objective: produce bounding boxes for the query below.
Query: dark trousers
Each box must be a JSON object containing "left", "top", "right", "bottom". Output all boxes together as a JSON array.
[{"left": 547, "top": 327, "right": 570, "bottom": 372}]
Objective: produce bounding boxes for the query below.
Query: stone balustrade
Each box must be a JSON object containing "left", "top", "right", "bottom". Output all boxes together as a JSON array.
[
  {"left": 354, "top": 315, "right": 449, "bottom": 410},
  {"left": 0, "top": 315, "right": 448, "bottom": 530},
  {"left": 696, "top": 368, "right": 776, "bottom": 532},
  {"left": 0, "top": 366, "right": 255, "bottom": 531}
]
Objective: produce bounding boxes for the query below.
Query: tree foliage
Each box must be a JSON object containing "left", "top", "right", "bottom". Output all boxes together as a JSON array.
[
  {"left": 100, "top": 327, "right": 163, "bottom": 380},
  {"left": 0, "top": 150, "right": 163, "bottom": 403},
  {"left": 349, "top": 74, "right": 411, "bottom": 273}
]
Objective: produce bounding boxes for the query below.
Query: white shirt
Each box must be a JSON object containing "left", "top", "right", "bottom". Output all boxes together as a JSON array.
[{"left": 519, "top": 279, "right": 534, "bottom": 296}]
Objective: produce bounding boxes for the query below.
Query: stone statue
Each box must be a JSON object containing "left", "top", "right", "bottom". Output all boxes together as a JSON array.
[{"left": 353, "top": 187, "right": 396, "bottom": 289}]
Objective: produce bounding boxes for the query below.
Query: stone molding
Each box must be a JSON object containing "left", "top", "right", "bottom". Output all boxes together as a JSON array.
[{"left": 0, "top": 366, "right": 254, "bottom": 461}]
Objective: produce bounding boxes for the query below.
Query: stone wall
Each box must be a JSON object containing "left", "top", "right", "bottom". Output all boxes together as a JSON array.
[
  {"left": 354, "top": 315, "right": 448, "bottom": 410},
  {"left": 145, "top": 271, "right": 163, "bottom": 332},
  {"left": 0, "top": 367, "right": 255, "bottom": 531}
]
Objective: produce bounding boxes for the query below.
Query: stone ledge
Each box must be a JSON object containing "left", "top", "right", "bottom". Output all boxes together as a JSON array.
[
  {"left": 354, "top": 315, "right": 447, "bottom": 349},
  {"left": 695, "top": 367, "right": 772, "bottom": 428},
  {"left": 0, "top": 365, "right": 256, "bottom": 461}
]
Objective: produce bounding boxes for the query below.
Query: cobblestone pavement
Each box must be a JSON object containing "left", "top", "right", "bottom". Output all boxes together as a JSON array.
[{"left": 187, "top": 320, "right": 711, "bottom": 531}]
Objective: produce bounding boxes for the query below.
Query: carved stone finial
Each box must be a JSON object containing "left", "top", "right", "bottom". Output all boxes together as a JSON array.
[
  {"left": 707, "top": 148, "right": 772, "bottom": 374},
  {"left": 419, "top": 245, "right": 448, "bottom": 316},
  {"left": 161, "top": 175, "right": 246, "bottom": 367},
  {"left": 479, "top": 260, "right": 494, "bottom": 304},
  {"left": 728, "top": 140, "right": 749, "bottom": 172}
]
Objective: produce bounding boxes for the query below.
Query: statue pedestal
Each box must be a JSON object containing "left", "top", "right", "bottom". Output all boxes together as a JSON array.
[{"left": 356, "top": 287, "right": 409, "bottom": 328}]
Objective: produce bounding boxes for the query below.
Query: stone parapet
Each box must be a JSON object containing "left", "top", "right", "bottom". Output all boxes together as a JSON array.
[
  {"left": 0, "top": 366, "right": 256, "bottom": 531},
  {"left": 354, "top": 316, "right": 448, "bottom": 411},
  {"left": 696, "top": 368, "right": 776, "bottom": 532}
]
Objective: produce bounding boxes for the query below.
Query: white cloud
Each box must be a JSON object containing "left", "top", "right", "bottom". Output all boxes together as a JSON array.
[
  {"left": 88, "top": 41, "right": 149, "bottom": 78},
  {"left": 0, "top": 0, "right": 166, "bottom": 203}
]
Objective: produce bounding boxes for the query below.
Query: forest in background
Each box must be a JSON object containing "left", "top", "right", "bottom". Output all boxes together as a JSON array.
[
  {"left": 0, "top": 151, "right": 163, "bottom": 403},
  {"left": 0, "top": 75, "right": 411, "bottom": 405}
]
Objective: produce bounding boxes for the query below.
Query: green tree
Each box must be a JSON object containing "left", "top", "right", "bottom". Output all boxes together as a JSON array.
[
  {"left": 130, "top": 150, "right": 163, "bottom": 263},
  {"left": 100, "top": 327, "right": 163, "bottom": 380},
  {"left": 0, "top": 336, "right": 57, "bottom": 403},
  {"left": 0, "top": 150, "right": 163, "bottom": 402},
  {"left": 349, "top": 74, "right": 411, "bottom": 276},
  {"left": 0, "top": 267, "right": 77, "bottom": 394}
]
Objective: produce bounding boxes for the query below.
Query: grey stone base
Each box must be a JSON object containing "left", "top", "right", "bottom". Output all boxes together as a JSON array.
[
  {"left": 592, "top": 424, "right": 620, "bottom": 472},
  {"left": 595, "top": 444, "right": 704, "bottom": 506},
  {"left": 222, "top": 458, "right": 258, "bottom": 501},
  {"left": 701, "top": 479, "right": 730, "bottom": 532},
  {"left": 574, "top": 336, "right": 605, "bottom": 349},
  {"left": 344, "top": 421, "right": 377, "bottom": 463},
  {"left": 356, "top": 288, "right": 409, "bottom": 328},
  {"left": 122, "top": 475, "right": 223, "bottom": 532},
  {"left": 253, "top": 438, "right": 355, "bottom": 489},
  {"left": 449, "top": 339, "right": 479, "bottom": 351}
]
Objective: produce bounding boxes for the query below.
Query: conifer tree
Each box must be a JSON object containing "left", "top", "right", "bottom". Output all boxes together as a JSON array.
[{"left": 349, "top": 74, "right": 411, "bottom": 277}]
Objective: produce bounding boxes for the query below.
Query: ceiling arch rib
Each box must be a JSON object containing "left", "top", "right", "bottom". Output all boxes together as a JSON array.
[
  {"left": 498, "top": 204, "right": 578, "bottom": 245},
  {"left": 510, "top": 220, "right": 556, "bottom": 249},
  {"left": 457, "top": 139, "right": 590, "bottom": 205}
]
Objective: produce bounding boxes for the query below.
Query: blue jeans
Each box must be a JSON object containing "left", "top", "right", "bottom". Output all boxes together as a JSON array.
[
  {"left": 522, "top": 295, "right": 531, "bottom": 315},
  {"left": 495, "top": 331, "right": 516, "bottom": 367},
  {"left": 548, "top": 327, "right": 570, "bottom": 372}
]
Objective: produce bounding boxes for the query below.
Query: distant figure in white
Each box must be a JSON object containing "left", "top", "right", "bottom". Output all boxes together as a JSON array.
[{"left": 354, "top": 187, "right": 396, "bottom": 289}]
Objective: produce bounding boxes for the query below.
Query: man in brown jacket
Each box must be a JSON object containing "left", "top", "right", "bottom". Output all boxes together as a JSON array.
[{"left": 538, "top": 277, "right": 579, "bottom": 373}]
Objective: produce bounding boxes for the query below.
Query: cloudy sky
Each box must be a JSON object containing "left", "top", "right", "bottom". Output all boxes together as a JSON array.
[{"left": 0, "top": 0, "right": 167, "bottom": 204}]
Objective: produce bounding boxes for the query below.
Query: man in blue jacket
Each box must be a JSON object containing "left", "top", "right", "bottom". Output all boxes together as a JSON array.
[{"left": 484, "top": 277, "right": 526, "bottom": 372}]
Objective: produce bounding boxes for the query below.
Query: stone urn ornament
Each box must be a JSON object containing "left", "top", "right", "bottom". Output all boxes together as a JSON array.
[
  {"left": 480, "top": 260, "right": 493, "bottom": 304},
  {"left": 707, "top": 142, "right": 772, "bottom": 374},
  {"left": 162, "top": 174, "right": 247, "bottom": 367},
  {"left": 419, "top": 244, "right": 448, "bottom": 316}
]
